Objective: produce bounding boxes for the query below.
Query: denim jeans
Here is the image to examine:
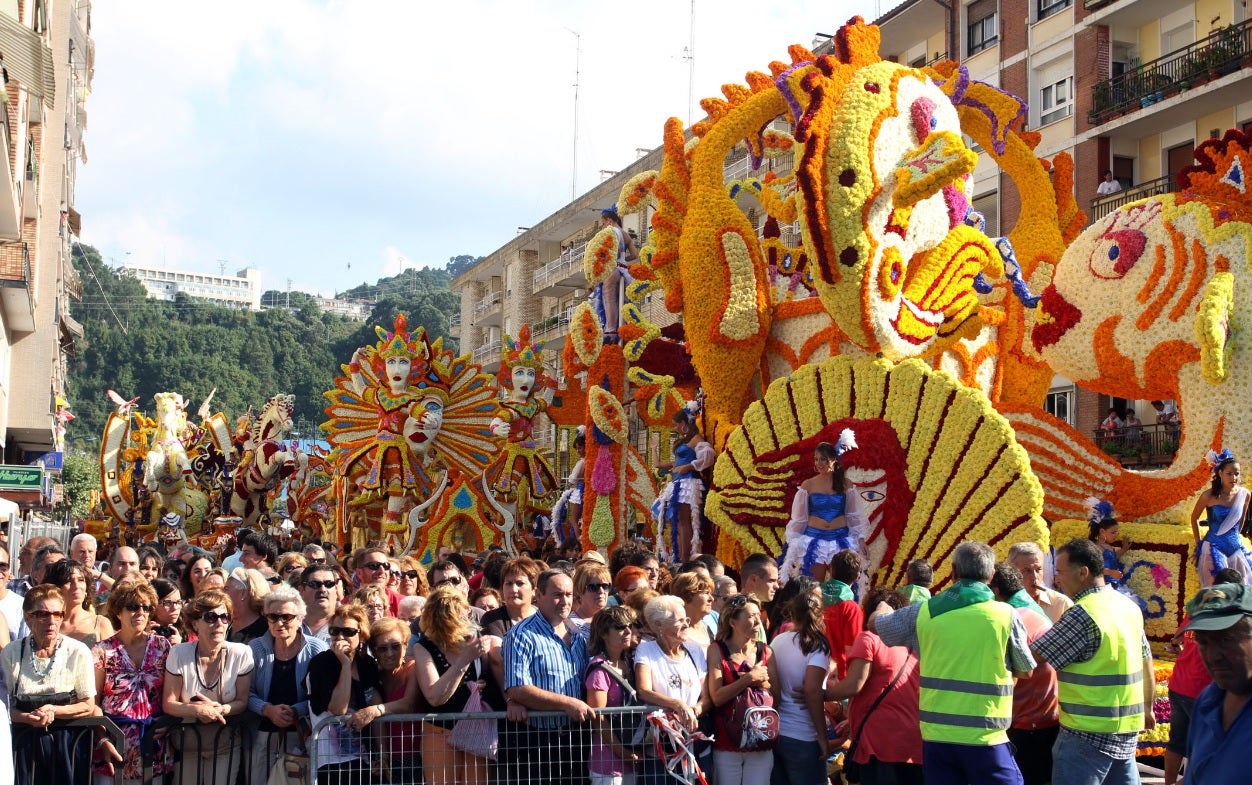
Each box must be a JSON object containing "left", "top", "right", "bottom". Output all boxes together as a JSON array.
[
  {"left": 1051, "top": 730, "right": 1140, "bottom": 785},
  {"left": 770, "top": 736, "right": 827, "bottom": 785}
]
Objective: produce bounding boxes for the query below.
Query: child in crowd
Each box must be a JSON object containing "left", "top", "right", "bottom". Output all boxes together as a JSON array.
[{"left": 899, "top": 559, "right": 933, "bottom": 604}]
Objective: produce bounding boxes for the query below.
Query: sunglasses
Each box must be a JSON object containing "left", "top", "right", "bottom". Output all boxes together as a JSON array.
[
  {"left": 329, "top": 626, "right": 359, "bottom": 638},
  {"left": 373, "top": 643, "right": 403, "bottom": 654},
  {"left": 586, "top": 582, "right": 612, "bottom": 593},
  {"left": 726, "top": 595, "right": 751, "bottom": 612},
  {"left": 611, "top": 623, "right": 636, "bottom": 632},
  {"left": 362, "top": 562, "right": 389, "bottom": 572},
  {"left": 304, "top": 579, "right": 338, "bottom": 590},
  {"left": 265, "top": 613, "right": 298, "bottom": 625},
  {"left": 124, "top": 603, "right": 154, "bottom": 614},
  {"left": 0, "top": 562, "right": 9, "bottom": 572},
  {"left": 400, "top": 570, "right": 420, "bottom": 579},
  {"left": 435, "top": 576, "right": 463, "bottom": 587},
  {"left": 265, "top": 576, "right": 283, "bottom": 585},
  {"left": 200, "top": 611, "right": 231, "bottom": 625},
  {"left": 29, "top": 609, "right": 65, "bottom": 621}
]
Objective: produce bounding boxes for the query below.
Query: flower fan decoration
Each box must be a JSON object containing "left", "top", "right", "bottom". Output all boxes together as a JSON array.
[
  {"left": 1196, "top": 272, "right": 1234, "bottom": 383},
  {"left": 570, "top": 302, "right": 603, "bottom": 367},
  {"left": 619, "top": 303, "right": 661, "bottom": 361},
  {"left": 583, "top": 226, "right": 620, "bottom": 287},
  {"left": 618, "top": 171, "right": 659, "bottom": 215},
  {"left": 589, "top": 385, "right": 629, "bottom": 445},
  {"left": 706, "top": 354, "right": 1046, "bottom": 587}
]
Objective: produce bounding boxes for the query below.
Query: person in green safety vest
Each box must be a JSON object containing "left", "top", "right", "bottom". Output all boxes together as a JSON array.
[
  {"left": 870, "top": 541, "right": 1035, "bottom": 784},
  {"left": 1032, "top": 538, "right": 1154, "bottom": 785}
]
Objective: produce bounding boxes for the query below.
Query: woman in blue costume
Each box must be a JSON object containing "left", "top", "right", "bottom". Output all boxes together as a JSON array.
[
  {"left": 550, "top": 427, "right": 585, "bottom": 543},
  {"left": 652, "top": 403, "right": 715, "bottom": 562},
  {"left": 1190, "top": 448, "right": 1252, "bottom": 586},
  {"left": 1085, "top": 497, "right": 1130, "bottom": 589},
  {"left": 779, "top": 430, "right": 866, "bottom": 584}
]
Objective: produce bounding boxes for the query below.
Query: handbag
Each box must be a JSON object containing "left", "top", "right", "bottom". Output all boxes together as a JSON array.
[
  {"left": 267, "top": 750, "right": 309, "bottom": 785},
  {"left": 717, "top": 641, "right": 778, "bottom": 751},
  {"left": 843, "top": 649, "right": 911, "bottom": 784},
  {"left": 447, "top": 680, "right": 498, "bottom": 760}
]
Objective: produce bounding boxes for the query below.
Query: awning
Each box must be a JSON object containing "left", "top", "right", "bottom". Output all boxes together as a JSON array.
[
  {"left": 67, "top": 206, "right": 80, "bottom": 236},
  {"left": 0, "top": 14, "right": 56, "bottom": 102}
]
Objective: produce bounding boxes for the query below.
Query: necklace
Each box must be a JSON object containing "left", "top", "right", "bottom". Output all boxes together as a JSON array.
[
  {"left": 26, "top": 636, "right": 63, "bottom": 680},
  {"left": 194, "top": 645, "right": 225, "bottom": 695}
]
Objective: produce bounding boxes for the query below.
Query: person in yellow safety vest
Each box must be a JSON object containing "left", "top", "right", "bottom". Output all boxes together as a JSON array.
[
  {"left": 1032, "top": 538, "right": 1154, "bottom": 785},
  {"left": 870, "top": 541, "right": 1036, "bottom": 785}
]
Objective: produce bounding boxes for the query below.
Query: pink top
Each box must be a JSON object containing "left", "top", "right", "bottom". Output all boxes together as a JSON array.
[{"left": 847, "top": 631, "right": 922, "bottom": 765}]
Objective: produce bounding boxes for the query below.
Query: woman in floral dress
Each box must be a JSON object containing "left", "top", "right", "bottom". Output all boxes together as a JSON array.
[{"left": 93, "top": 579, "right": 172, "bottom": 785}]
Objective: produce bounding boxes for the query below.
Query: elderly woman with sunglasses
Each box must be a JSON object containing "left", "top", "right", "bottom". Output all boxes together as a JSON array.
[
  {"left": 569, "top": 561, "right": 613, "bottom": 635},
  {"left": 635, "top": 594, "right": 711, "bottom": 781},
  {"left": 94, "top": 580, "right": 173, "bottom": 785},
  {"left": 306, "top": 603, "right": 382, "bottom": 785},
  {"left": 247, "top": 586, "right": 327, "bottom": 785},
  {"left": 585, "top": 605, "right": 644, "bottom": 785},
  {"left": 2, "top": 585, "right": 97, "bottom": 784},
  {"left": 163, "top": 589, "right": 255, "bottom": 785}
]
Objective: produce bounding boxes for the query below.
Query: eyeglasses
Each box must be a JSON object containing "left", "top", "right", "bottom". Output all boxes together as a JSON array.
[
  {"left": 200, "top": 611, "right": 231, "bottom": 625},
  {"left": 304, "top": 579, "right": 338, "bottom": 590},
  {"left": 629, "top": 621, "right": 644, "bottom": 630},
  {"left": 365, "top": 604, "right": 386, "bottom": 613},
  {"left": 160, "top": 599, "right": 184, "bottom": 609},
  {"left": 124, "top": 603, "right": 153, "bottom": 614},
  {"left": 0, "top": 562, "right": 9, "bottom": 572},
  {"left": 400, "top": 570, "right": 420, "bottom": 579},
  {"left": 265, "top": 613, "right": 298, "bottom": 625},
  {"left": 29, "top": 610, "right": 65, "bottom": 621},
  {"left": 329, "top": 626, "right": 359, "bottom": 638},
  {"left": 586, "top": 582, "right": 612, "bottom": 593},
  {"left": 362, "top": 562, "right": 389, "bottom": 572},
  {"left": 434, "top": 576, "right": 462, "bottom": 587},
  {"left": 282, "top": 565, "right": 300, "bottom": 574},
  {"left": 308, "top": 558, "right": 326, "bottom": 564},
  {"left": 611, "top": 623, "right": 635, "bottom": 632},
  {"left": 373, "top": 642, "right": 403, "bottom": 654}
]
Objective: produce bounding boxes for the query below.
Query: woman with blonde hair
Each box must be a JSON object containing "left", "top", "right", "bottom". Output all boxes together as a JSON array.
[
  {"left": 671, "top": 571, "right": 715, "bottom": 654},
  {"left": 306, "top": 603, "right": 380, "bottom": 785},
  {"left": 348, "top": 617, "right": 422, "bottom": 783},
  {"left": 394, "top": 556, "right": 428, "bottom": 597},
  {"left": 569, "top": 561, "right": 613, "bottom": 634},
  {"left": 413, "top": 585, "right": 502, "bottom": 785},
  {"left": 276, "top": 552, "right": 308, "bottom": 586},
  {"left": 225, "top": 568, "right": 271, "bottom": 645},
  {"left": 353, "top": 584, "right": 389, "bottom": 626}
]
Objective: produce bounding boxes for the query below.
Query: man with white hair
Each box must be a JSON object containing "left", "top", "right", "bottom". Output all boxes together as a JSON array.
[
  {"left": 1009, "top": 541, "right": 1073, "bottom": 624},
  {"left": 70, "top": 533, "right": 113, "bottom": 594}
]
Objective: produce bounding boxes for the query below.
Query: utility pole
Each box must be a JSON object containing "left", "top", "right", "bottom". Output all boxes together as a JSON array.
[
  {"left": 568, "top": 28, "right": 581, "bottom": 201},
  {"left": 286, "top": 278, "right": 292, "bottom": 309}
]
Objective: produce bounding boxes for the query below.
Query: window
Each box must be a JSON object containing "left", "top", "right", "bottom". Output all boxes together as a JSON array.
[
  {"left": 1044, "top": 388, "right": 1073, "bottom": 424},
  {"left": 1040, "top": 77, "right": 1073, "bottom": 124},
  {"left": 1037, "top": 0, "right": 1070, "bottom": 20},
  {"left": 967, "top": 0, "right": 997, "bottom": 56},
  {"left": 971, "top": 192, "right": 999, "bottom": 237}
]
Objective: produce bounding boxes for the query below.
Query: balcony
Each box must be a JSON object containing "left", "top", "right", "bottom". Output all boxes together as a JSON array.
[
  {"left": 448, "top": 312, "right": 461, "bottom": 338},
  {"left": 0, "top": 102, "right": 18, "bottom": 241},
  {"left": 532, "top": 241, "right": 587, "bottom": 296},
  {"left": 473, "top": 290, "right": 503, "bottom": 327},
  {"left": 472, "top": 339, "right": 503, "bottom": 372},
  {"left": 533, "top": 309, "right": 574, "bottom": 346},
  {"left": 0, "top": 242, "right": 34, "bottom": 332},
  {"left": 1093, "top": 423, "right": 1178, "bottom": 469},
  {"left": 1088, "top": 173, "right": 1175, "bottom": 223},
  {"left": 1088, "top": 21, "right": 1252, "bottom": 126}
]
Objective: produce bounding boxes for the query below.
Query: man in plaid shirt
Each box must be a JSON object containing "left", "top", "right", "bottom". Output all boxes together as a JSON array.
[{"left": 1032, "top": 539, "right": 1154, "bottom": 785}]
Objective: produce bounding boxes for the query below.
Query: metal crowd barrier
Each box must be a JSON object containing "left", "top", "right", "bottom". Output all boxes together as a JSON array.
[
  {"left": 16, "top": 715, "right": 127, "bottom": 785},
  {"left": 309, "top": 705, "right": 664, "bottom": 785}
]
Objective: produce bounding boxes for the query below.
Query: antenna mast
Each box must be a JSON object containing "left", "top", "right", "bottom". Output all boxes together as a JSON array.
[
  {"left": 686, "top": 0, "right": 696, "bottom": 126},
  {"left": 569, "top": 28, "right": 581, "bottom": 201}
]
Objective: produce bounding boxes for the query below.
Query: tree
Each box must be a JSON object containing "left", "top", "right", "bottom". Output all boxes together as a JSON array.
[
  {"left": 445, "top": 254, "right": 484, "bottom": 278},
  {"left": 58, "top": 450, "right": 100, "bottom": 520}
]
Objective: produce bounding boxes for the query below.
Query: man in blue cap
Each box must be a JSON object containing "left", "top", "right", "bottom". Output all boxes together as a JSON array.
[{"left": 1183, "top": 582, "right": 1252, "bottom": 785}]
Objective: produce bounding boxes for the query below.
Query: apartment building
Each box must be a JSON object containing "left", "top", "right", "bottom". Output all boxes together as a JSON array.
[
  {"left": 876, "top": 0, "right": 1250, "bottom": 458},
  {"left": 123, "top": 264, "right": 263, "bottom": 311},
  {"left": 0, "top": 0, "right": 91, "bottom": 506}
]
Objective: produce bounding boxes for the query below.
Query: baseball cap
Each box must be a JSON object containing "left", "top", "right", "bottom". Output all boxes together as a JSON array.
[{"left": 1183, "top": 583, "right": 1252, "bottom": 631}]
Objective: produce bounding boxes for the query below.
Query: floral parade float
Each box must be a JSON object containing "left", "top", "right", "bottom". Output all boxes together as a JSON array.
[
  {"left": 322, "top": 314, "right": 498, "bottom": 551},
  {"left": 229, "top": 393, "right": 301, "bottom": 527},
  {"left": 98, "top": 389, "right": 236, "bottom": 542}
]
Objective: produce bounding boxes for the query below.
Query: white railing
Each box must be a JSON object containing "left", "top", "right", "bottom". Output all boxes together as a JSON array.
[
  {"left": 472, "top": 339, "right": 503, "bottom": 366},
  {"left": 534, "top": 310, "right": 573, "bottom": 344},
  {"left": 533, "top": 240, "right": 588, "bottom": 291},
  {"left": 473, "top": 290, "right": 503, "bottom": 319},
  {"left": 723, "top": 155, "right": 752, "bottom": 182}
]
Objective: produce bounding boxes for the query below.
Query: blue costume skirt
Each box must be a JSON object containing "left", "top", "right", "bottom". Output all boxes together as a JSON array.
[
  {"left": 1198, "top": 524, "right": 1252, "bottom": 585},
  {"left": 780, "top": 526, "right": 853, "bottom": 583}
]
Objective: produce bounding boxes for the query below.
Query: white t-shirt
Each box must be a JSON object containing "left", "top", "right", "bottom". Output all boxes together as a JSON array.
[
  {"left": 0, "top": 592, "right": 22, "bottom": 639},
  {"left": 635, "top": 638, "right": 706, "bottom": 707},
  {"left": 165, "top": 641, "right": 254, "bottom": 704},
  {"left": 0, "top": 634, "right": 96, "bottom": 706},
  {"left": 770, "top": 631, "right": 832, "bottom": 741}
]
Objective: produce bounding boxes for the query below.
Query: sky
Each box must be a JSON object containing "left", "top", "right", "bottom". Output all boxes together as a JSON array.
[{"left": 77, "top": 0, "right": 881, "bottom": 297}]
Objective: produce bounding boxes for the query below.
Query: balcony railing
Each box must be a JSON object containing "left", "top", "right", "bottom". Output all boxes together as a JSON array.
[
  {"left": 1089, "top": 20, "right": 1252, "bottom": 126},
  {"left": 0, "top": 241, "right": 31, "bottom": 290},
  {"left": 448, "top": 313, "right": 461, "bottom": 334},
  {"left": 473, "top": 290, "right": 503, "bottom": 320},
  {"left": 1088, "top": 173, "right": 1176, "bottom": 222},
  {"left": 533, "top": 309, "right": 574, "bottom": 344},
  {"left": 472, "top": 339, "right": 503, "bottom": 366},
  {"left": 533, "top": 240, "right": 587, "bottom": 292},
  {"left": 1093, "top": 422, "right": 1179, "bottom": 469}
]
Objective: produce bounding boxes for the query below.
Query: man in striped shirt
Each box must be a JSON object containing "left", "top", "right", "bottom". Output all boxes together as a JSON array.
[{"left": 503, "top": 568, "right": 595, "bottom": 784}]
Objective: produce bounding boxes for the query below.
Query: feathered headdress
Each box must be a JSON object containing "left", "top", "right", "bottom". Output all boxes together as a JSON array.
[
  {"left": 835, "top": 427, "right": 858, "bottom": 462},
  {"left": 1084, "top": 496, "right": 1115, "bottom": 526},
  {"left": 1206, "top": 448, "right": 1236, "bottom": 469},
  {"left": 499, "top": 324, "right": 550, "bottom": 389}
]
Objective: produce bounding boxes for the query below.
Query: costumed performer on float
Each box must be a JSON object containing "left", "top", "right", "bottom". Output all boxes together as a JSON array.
[
  {"left": 1190, "top": 448, "right": 1252, "bottom": 586},
  {"left": 550, "top": 426, "right": 586, "bottom": 543},
  {"left": 652, "top": 401, "right": 715, "bottom": 563},
  {"left": 484, "top": 325, "right": 559, "bottom": 528},
  {"left": 1085, "top": 497, "right": 1131, "bottom": 589},
  {"left": 591, "top": 208, "right": 637, "bottom": 343},
  {"left": 779, "top": 431, "right": 868, "bottom": 585}
]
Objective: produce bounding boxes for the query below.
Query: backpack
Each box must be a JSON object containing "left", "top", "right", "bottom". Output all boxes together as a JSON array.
[{"left": 717, "top": 640, "right": 779, "bottom": 751}]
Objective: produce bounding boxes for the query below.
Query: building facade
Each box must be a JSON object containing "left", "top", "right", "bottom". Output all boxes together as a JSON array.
[
  {"left": 123, "top": 264, "right": 263, "bottom": 311},
  {"left": 0, "top": 0, "right": 91, "bottom": 507}
]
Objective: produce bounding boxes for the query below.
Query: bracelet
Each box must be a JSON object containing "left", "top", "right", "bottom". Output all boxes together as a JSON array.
[{"left": 378, "top": 705, "right": 385, "bottom": 716}]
